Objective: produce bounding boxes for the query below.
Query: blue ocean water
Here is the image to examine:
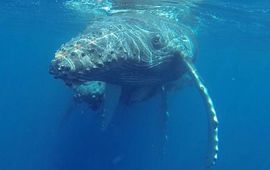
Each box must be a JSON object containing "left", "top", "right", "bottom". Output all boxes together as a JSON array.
[{"left": 0, "top": 1, "right": 270, "bottom": 170}]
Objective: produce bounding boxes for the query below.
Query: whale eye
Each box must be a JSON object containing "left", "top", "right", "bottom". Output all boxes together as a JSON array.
[
  {"left": 151, "top": 34, "right": 163, "bottom": 49},
  {"left": 71, "top": 52, "right": 77, "bottom": 56}
]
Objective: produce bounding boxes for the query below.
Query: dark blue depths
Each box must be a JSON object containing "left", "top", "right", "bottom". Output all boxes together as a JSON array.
[{"left": 0, "top": 1, "right": 270, "bottom": 170}]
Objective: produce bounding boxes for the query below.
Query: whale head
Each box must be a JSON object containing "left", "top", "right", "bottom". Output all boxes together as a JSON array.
[
  {"left": 49, "top": 30, "right": 121, "bottom": 86},
  {"left": 49, "top": 15, "right": 197, "bottom": 86}
]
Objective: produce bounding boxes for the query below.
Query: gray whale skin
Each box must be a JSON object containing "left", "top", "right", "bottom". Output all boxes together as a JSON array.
[{"left": 49, "top": 13, "right": 219, "bottom": 167}]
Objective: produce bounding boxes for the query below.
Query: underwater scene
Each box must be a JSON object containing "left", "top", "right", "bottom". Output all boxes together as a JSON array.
[{"left": 0, "top": 0, "right": 269, "bottom": 170}]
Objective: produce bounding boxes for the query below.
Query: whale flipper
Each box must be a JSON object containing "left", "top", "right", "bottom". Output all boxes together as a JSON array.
[
  {"left": 182, "top": 57, "right": 219, "bottom": 167},
  {"left": 158, "top": 86, "right": 170, "bottom": 155},
  {"left": 102, "top": 85, "right": 159, "bottom": 130},
  {"left": 59, "top": 100, "right": 79, "bottom": 130},
  {"left": 101, "top": 85, "right": 122, "bottom": 130}
]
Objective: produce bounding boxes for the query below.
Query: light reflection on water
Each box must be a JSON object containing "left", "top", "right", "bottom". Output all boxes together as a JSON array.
[
  {"left": 1, "top": 0, "right": 269, "bottom": 36},
  {"left": 63, "top": 0, "right": 270, "bottom": 36}
]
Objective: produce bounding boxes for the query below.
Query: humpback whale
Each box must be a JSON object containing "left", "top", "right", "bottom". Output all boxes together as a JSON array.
[
  {"left": 73, "top": 81, "right": 106, "bottom": 111},
  {"left": 49, "top": 12, "right": 219, "bottom": 166}
]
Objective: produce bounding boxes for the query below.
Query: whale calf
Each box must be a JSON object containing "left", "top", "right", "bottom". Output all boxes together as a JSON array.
[
  {"left": 49, "top": 12, "right": 219, "bottom": 166},
  {"left": 73, "top": 81, "right": 106, "bottom": 111}
]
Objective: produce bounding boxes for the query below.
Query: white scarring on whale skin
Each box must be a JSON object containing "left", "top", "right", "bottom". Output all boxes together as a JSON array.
[{"left": 49, "top": 12, "right": 219, "bottom": 167}]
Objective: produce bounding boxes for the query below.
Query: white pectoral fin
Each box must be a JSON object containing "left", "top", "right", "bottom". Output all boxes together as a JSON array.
[
  {"left": 183, "top": 58, "right": 219, "bottom": 167},
  {"left": 159, "top": 86, "right": 170, "bottom": 154}
]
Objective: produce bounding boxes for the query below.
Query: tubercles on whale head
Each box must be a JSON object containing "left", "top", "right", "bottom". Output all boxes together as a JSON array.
[
  {"left": 49, "top": 35, "right": 112, "bottom": 83},
  {"left": 49, "top": 50, "right": 76, "bottom": 79}
]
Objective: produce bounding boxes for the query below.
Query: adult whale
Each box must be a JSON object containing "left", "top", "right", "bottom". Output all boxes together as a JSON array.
[{"left": 49, "top": 12, "right": 219, "bottom": 166}]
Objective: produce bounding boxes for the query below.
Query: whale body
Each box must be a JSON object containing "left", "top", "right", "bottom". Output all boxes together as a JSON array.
[{"left": 49, "top": 13, "right": 218, "bottom": 166}]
